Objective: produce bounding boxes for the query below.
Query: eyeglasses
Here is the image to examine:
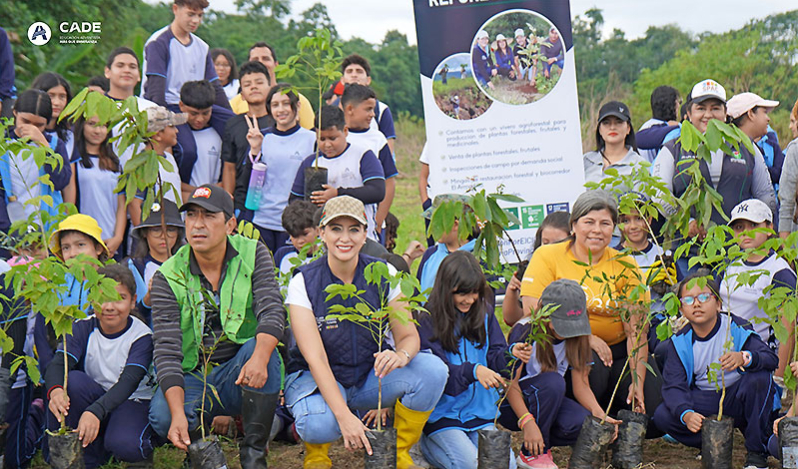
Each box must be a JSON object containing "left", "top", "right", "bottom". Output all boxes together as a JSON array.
[
  {"left": 214, "top": 62, "right": 231, "bottom": 69},
  {"left": 680, "top": 293, "right": 713, "bottom": 306},
  {"left": 149, "top": 226, "right": 180, "bottom": 237}
]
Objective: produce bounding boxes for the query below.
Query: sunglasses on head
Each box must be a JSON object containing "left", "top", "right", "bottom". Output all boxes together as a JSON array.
[{"left": 680, "top": 293, "right": 713, "bottom": 306}]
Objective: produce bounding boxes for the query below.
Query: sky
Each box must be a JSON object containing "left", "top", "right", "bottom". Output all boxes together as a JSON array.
[{"left": 201, "top": 0, "right": 796, "bottom": 45}]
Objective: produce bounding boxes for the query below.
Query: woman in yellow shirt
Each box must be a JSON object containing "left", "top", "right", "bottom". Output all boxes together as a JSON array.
[{"left": 520, "top": 190, "right": 662, "bottom": 422}]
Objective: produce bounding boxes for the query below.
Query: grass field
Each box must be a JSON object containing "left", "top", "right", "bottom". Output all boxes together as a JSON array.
[{"left": 26, "top": 118, "right": 783, "bottom": 468}]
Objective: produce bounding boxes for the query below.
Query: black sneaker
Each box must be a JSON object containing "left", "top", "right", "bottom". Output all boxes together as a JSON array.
[{"left": 744, "top": 451, "right": 769, "bottom": 469}]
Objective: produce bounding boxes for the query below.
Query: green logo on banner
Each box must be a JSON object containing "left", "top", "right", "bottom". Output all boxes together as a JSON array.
[
  {"left": 505, "top": 207, "right": 520, "bottom": 231},
  {"left": 520, "top": 205, "right": 544, "bottom": 229}
]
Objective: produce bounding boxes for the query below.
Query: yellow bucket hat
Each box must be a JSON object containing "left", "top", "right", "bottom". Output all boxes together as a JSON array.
[{"left": 49, "top": 214, "right": 109, "bottom": 260}]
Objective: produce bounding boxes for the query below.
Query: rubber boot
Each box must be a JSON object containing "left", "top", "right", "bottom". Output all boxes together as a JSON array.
[
  {"left": 394, "top": 401, "right": 432, "bottom": 469},
  {"left": 303, "top": 442, "right": 332, "bottom": 469},
  {"left": 240, "top": 390, "right": 279, "bottom": 469}
]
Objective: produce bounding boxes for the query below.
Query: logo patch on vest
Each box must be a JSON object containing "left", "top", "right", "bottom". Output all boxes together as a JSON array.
[{"left": 316, "top": 317, "right": 339, "bottom": 331}]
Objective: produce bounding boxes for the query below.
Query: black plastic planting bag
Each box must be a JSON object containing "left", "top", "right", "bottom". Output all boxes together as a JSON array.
[
  {"left": 187, "top": 437, "right": 228, "bottom": 469},
  {"left": 477, "top": 428, "right": 512, "bottom": 469},
  {"left": 47, "top": 431, "right": 85, "bottom": 469},
  {"left": 701, "top": 416, "right": 733, "bottom": 469},
  {"left": 304, "top": 167, "right": 328, "bottom": 200},
  {"left": 569, "top": 415, "right": 614, "bottom": 469},
  {"left": 611, "top": 410, "right": 648, "bottom": 469},
  {"left": 364, "top": 428, "right": 396, "bottom": 469},
  {"left": 779, "top": 417, "right": 798, "bottom": 467}
]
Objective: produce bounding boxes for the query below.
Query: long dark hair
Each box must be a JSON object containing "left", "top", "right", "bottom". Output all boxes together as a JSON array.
[
  {"left": 536, "top": 323, "right": 591, "bottom": 373},
  {"left": 595, "top": 116, "right": 638, "bottom": 153},
  {"left": 533, "top": 211, "right": 570, "bottom": 250},
  {"left": 13, "top": 89, "right": 52, "bottom": 120},
  {"left": 133, "top": 226, "right": 185, "bottom": 259},
  {"left": 211, "top": 48, "right": 238, "bottom": 84},
  {"left": 73, "top": 116, "right": 119, "bottom": 172},
  {"left": 426, "top": 251, "right": 488, "bottom": 354},
  {"left": 30, "top": 72, "right": 73, "bottom": 142}
]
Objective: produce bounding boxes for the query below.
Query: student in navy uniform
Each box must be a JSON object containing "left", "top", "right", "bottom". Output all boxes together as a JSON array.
[
  {"left": 220, "top": 61, "right": 274, "bottom": 213},
  {"left": 472, "top": 30, "right": 496, "bottom": 90},
  {"left": 290, "top": 106, "right": 385, "bottom": 240},
  {"left": 727, "top": 92, "right": 782, "bottom": 191},
  {"left": 127, "top": 199, "right": 185, "bottom": 325},
  {"left": 0, "top": 26, "right": 14, "bottom": 119},
  {"left": 417, "top": 251, "right": 519, "bottom": 469},
  {"left": 274, "top": 200, "right": 320, "bottom": 276},
  {"left": 583, "top": 101, "right": 645, "bottom": 186},
  {"left": 243, "top": 84, "right": 316, "bottom": 252},
  {"left": 284, "top": 196, "right": 447, "bottom": 469},
  {"left": 31, "top": 72, "right": 74, "bottom": 161},
  {"left": 500, "top": 279, "right": 595, "bottom": 469},
  {"left": 141, "top": 0, "right": 230, "bottom": 111},
  {"left": 652, "top": 79, "right": 776, "bottom": 277},
  {"left": 652, "top": 273, "right": 778, "bottom": 469},
  {"left": 719, "top": 199, "right": 796, "bottom": 375},
  {"left": 335, "top": 54, "right": 397, "bottom": 153},
  {"left": 174, "top": 80, "right": 234, "bottom": 200},
  {"left": 211, "top": 48, "right": 239, "bottom": 101},
  {"left": 66, "top": 115, "right": 126, "bottom": 259},
  {"left": 340, "top": 84, "right": 398, "bottom": 242},
  {"left": 0, "top": 90, "right": 72, "bottom": 234},
  {"left": 636, "top": 86, "right": 681, "bottom": 163},
  {"left": 45, "top": 264, "right": 155, "bottom": 469}
]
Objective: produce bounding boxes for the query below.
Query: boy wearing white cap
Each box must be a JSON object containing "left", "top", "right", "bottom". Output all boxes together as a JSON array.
[
  {"left": 652, "top": 79, "right": 776, "bottom": 276},
  {"left": 719, "top": 198, "right": 795, "bottom": 374},
  {"left": 728, "top": 92, "right": 784, "bottom": 189}
]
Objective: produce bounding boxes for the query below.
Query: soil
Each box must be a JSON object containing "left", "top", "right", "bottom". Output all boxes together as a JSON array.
[{"left": 434, "top": 87, "right": 490, "bottom": 120}]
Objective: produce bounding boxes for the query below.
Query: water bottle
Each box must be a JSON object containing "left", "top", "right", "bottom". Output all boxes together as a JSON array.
[
  {"left": 6, "top": 196, "right": 27, "bottom": 223},
  {"left": 245, "top": 162, "right": 267, "bottom": 211}
]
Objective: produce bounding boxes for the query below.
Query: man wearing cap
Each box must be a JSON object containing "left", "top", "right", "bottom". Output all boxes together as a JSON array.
[
  {"left": 128, "top": 106, "right": 188, "bottom": 227},
  {"left": 148, "top": 184, "right": 284, "bottom": 468},
  {"left": 652, "top": 79, "right": 776, "bottom": 275},
  {"left": 727, "top": 92, "right": 784, "bottom": 190},
  {"left": 541, "top": 28, "right": 563, "bottom": 78},
  {"left": 513, "top": 28, "right": 533, "bottom": 83},
  {"left": 472, "top": 30, "right": 496, "bottom": 90}
]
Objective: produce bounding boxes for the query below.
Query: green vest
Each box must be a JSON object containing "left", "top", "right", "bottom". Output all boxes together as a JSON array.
[{"left": 160, "top": 235, "right": 259, "bottom": 372}]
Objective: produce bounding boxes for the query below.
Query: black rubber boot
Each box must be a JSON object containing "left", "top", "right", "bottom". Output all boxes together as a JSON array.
[{"left": 240, "top": 390, "right": 279, "bottom": 469}]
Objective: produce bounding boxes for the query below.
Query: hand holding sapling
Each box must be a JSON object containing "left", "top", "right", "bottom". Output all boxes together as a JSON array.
[
  {"left": 310, "top": 185, "right": 338, "bottom": 205},
  {"left": 48, "top": 387, "right": 70, "bottom": 423},
  {"left": 511, "top": 343, "right": 532, "bottom": 363},
  {"left": 475, "top": 364, "right": 505, "bottom": 390},
  {"left": 626, "top": 382, "right": 645, "bottom": 414},
  {"left": 719, "top": 351, "right": 746, "bottom": 371},
  {"left": 373, "top": 349, "right": 407, "bottom": 379},
  {"left": 76, "top": 411, "right": 100, "bottom": 447},
  {"left": 362, "top": 408, "right": 391, "bottom": 429},
  {"left": 684, "top": 411, "right": 705, "bottom": 433}
]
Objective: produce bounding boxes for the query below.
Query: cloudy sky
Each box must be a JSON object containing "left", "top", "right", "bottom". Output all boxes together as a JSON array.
[{"left": 203, "top": 0, "right": 796, "bottom": 44}]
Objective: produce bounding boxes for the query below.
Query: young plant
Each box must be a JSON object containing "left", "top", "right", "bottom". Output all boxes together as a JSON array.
[
  {"left": 275, "top": 28, "right": 344, "bottom": 168},
  {"left": 324, "top": 263, "right": 426, "bottom": 431}
]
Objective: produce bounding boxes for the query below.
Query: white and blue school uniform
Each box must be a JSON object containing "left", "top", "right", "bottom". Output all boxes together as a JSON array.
[
  {"left": 176, "top": 125, "right": 223, "bottom": 187},
  {"left": 369, "top": 99, "right": 396, "bottom": 141},
  {"left": 128, "top": 254, "right": 163, "bottom": 326},
  {"left": 653, "top": 313, "right": 779, "bottom": 454},
  {"left": 346, "top": 126, "right": 398, "bottom": 180},
  {"left": 417, "top": 307, "right": 516, "bottom": 469},
  {"left": 141, "top": 26, "right": 218, "bottom": 106},
  {"left": 417, "top": 239, "right": 477, "bottom": 298},
  {"left": 290, "top": 143, "right": 385, "bottom": 240},
  {"left": 251, "top": 125, "right": 315, "bottom": 232},
  {"left": 71, "top": 152, "right": 121, "bottom": 241},
  {"left": 719, "top": 252, "right": 796, "bottom": 350},
  {"left": 222, "top": 79, "right": 239, "bottom": 101},
  {"left": 46, "top": 316, "right": 155, "bottom": 467},
  {"left": 497, "top": 318, "right": 590, "bottom": 455}
]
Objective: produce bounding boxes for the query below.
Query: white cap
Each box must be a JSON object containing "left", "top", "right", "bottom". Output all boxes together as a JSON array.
[
  {"left": 496, "top": 33, "right": 507, "bottom": 41},
  {"left": 515, "top": 28, "right": 525, "bottom": 38},
  {"left": 726, "top": 92, "right": 779, "bottom": 119},
  {"left": 476, "top": 30, "right": 488, "bottom": 40},
  {"left": 728, "top": 199, "right": 773, "bottom": 225},
  {"left": 690, "top": 79, "right": 727, "bottom": 105}
]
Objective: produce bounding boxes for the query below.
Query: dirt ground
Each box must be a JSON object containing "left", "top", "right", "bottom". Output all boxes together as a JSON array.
[{"left": 434, "top": 87, "right": 490, "bottom": 120}]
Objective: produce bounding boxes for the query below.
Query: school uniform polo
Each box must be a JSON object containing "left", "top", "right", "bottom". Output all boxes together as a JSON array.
[
  {"left": 71, "top": 153, "right": 121, "bottom": 240},
  {"left": 346, "top": 126, "right": 398, "bottom": 180},
  {"left": 370, "top": 100, "right": 396, "bottom": 140}
]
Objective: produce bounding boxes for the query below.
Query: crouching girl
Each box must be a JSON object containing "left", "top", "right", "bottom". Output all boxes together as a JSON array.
[
  {"left": 417, "top": 251, "right": 518, "bottom": 469},
  {"left": 284, "top": 196, "right": 448, "bottom": 469},
  {"left": 500, "top": 279, "right": 595, "bottom": 469}
]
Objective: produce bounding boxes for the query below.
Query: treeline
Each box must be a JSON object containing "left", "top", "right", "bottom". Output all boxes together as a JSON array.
[{"left": 2, "top": 1, "right": 797, "bottom": 144}]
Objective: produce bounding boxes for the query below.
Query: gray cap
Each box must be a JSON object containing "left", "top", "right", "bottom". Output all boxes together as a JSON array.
[{"left": 539, "top": 279, "right": 591, "bottom": 338}]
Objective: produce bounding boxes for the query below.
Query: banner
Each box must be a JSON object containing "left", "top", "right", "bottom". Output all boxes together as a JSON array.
[{"left": 412, "top": 0, "right": 584, "bottom": 262}]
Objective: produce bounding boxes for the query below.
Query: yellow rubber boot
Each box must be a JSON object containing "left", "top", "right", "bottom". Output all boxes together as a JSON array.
[
  {"left": 303, "top": 442, "right": 332, "bottom": 469},
  {"left": 394, "top": 401, "right": 433, "bottom": 469}
]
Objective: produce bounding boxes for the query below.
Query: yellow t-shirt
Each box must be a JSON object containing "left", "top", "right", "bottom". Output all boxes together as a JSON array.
[
  {"left": 229, "top": 92, "right": 316, "bottom": 130},
  {"left": 520, "top": 242, "right": 649, "bottom": 346}
]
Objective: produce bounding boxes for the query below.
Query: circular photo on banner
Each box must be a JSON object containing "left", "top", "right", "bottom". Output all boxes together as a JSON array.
[
  {"left": 432, "top": 53, "right": 492, "bottom": 120},
  {"left": 471, "top": 9, "right": 565, "bottom": 105}
]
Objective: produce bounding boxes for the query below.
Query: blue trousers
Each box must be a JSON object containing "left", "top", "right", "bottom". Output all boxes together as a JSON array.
[
  {"left": 499, "top": 372, "right": 589, "bottom": 452},
  {"left": 652, "top": 370, "right": 777, "bottom": 454},
  {"left": 285, "top": 352, "right": 448, "bottom": 444},
  {"left": 4, "top": 382, "right": 45, "bottom": 468},
  {"left": 419, "top": 425, "right": 517, "bottom": 469},
  {"left": 149, "top": 339, "right": 281, "bottom": 438},
  {"left": 45, "top": 371, "right": 153, "bottom": 469}
]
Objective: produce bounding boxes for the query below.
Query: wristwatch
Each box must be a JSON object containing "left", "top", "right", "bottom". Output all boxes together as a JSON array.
[{"left": 741, "top": 351, "right": 752, "bottom": 367}]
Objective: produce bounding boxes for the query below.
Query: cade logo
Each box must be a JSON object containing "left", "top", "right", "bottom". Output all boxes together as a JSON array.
[{"left": 27, "top": 22, "right": 51, "bottom": 46}]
